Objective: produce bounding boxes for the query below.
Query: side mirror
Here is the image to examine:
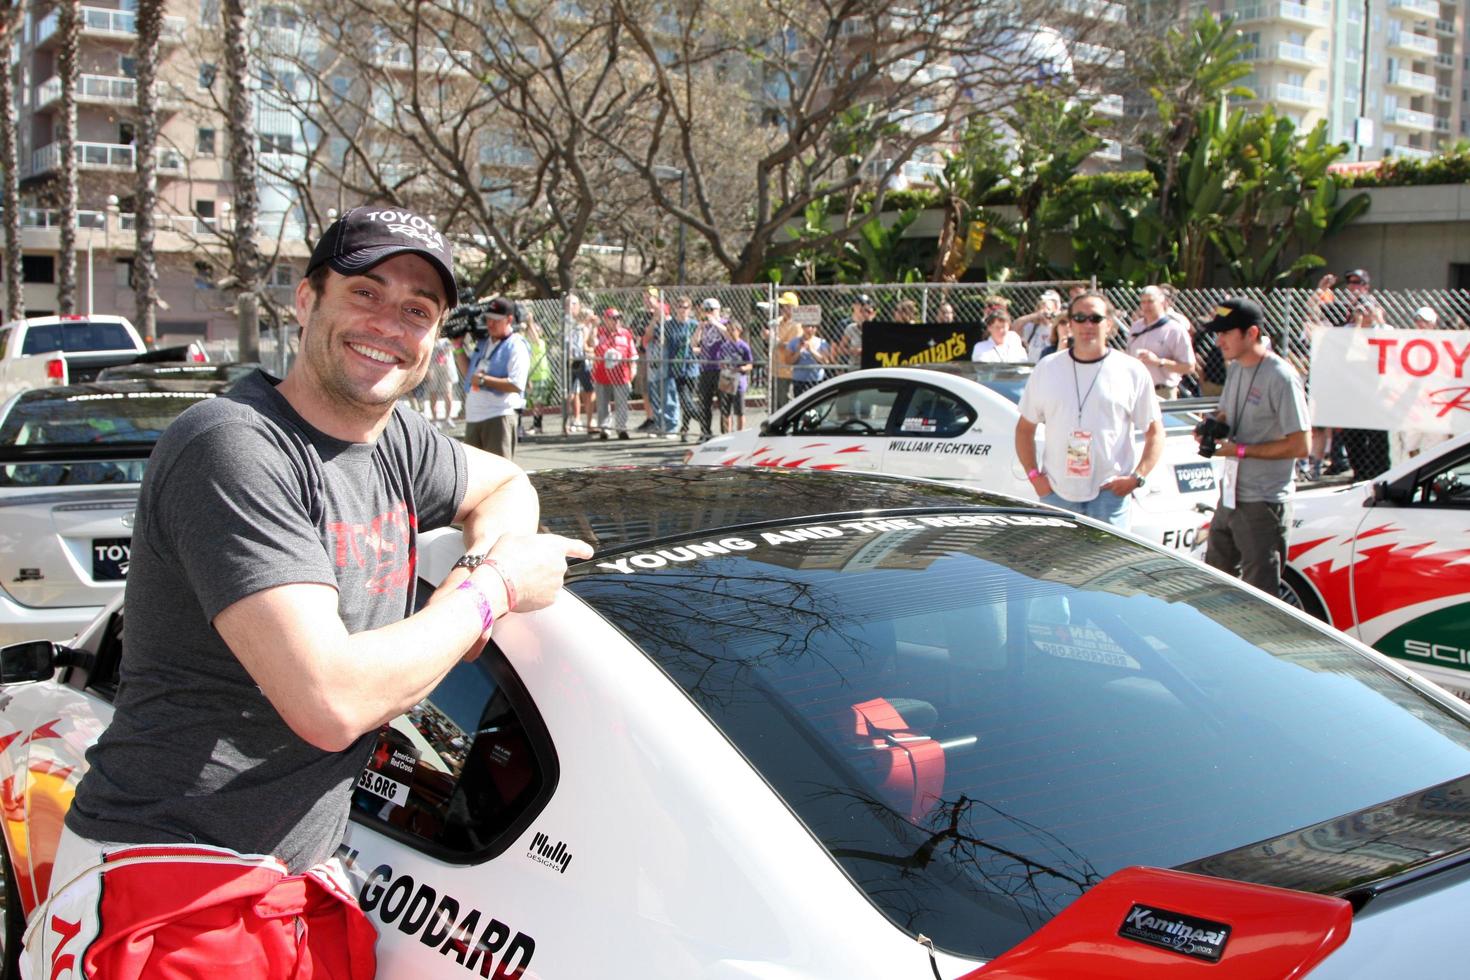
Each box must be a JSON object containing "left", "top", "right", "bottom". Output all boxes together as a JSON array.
[
  {"left": 758, "top": 419, "right": 770, "bottom": 436},
  {"left": 1370, "top": 476, "right": 1413, "bottom": 507},
  {"left": 0, "top": 640, "right": 81, "bottom": 684}
]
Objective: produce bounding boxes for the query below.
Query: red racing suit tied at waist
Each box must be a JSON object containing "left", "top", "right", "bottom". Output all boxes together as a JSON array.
[{"left": 22, "top": 842, "right": 377, "bottom": 979}]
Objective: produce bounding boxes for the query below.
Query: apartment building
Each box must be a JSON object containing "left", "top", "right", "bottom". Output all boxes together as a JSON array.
[
  {"left": 6, "top": 0, "right": 307, "bottom": 342},
  {"left": 1216, "top": 0, "right": 1465, "bottom": 161}
]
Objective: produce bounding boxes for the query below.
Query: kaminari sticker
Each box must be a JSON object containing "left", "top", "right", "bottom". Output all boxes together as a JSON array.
[{"left": 1118, "top": 904, "right": 1230, "bottom": 962}]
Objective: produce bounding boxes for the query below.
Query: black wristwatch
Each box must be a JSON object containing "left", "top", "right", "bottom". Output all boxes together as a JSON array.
[
  {"left": 1131, "top": 471, "right": 1147, "bottom": 488},
  {"left": 453, "top": 553, "right": 487, "bottom": 571}
]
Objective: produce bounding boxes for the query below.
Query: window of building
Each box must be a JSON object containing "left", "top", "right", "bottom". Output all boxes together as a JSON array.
[
  {"left": 118, "top": 122, "right": 135, "bottom": 145},
  {"left": 329, "top": 76, "right": 349, "bottom": 103},
  {"left": 258, "top": 133, "right": 293, "bottom": 154},
  {"left": 21, "top": 255, "right": 54, "bottom": 284},
  {"left": 193, "top": 200, "right": 215, "bottom": 219},
  {"left": 199, "top": 0, "right": 220, "bottom": 22},
  {"left": 194, "top": 260, "right": 214, "bottom": 289},
  {"left": 267, "top": 264, "right": 296, "bottom": 288},
  {"left": 198, "top": 62, "right": 216, "bottom": 89},
  {"left": 259, "top": 5, "right": 299, "bottom": 29},
  {"left": 196, "top": 127, "right": 215, "bottom": 157},
  {"left": 114, "top": 258, "right": 135, "bottom": 289},
  {"left": 119, "top": 55, "right": 136, "bottom": 77}
]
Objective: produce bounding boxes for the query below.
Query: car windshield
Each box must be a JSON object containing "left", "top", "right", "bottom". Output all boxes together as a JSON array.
[
  {"left": 570, "top": 512, "right": 1470, "bottom": 960},
  {"left": 20, "top": 321, "right": 135, "bottom": 354},
  {"left": 0, "top": 385, "right": 215, "bottom": 486}
]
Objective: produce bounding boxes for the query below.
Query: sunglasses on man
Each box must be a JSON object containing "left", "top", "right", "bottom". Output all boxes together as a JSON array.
[{"left": 1069, "top": 313, "right": 1107, "bottom": 324}]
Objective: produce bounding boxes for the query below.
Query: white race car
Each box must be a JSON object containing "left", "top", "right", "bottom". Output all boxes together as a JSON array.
[
  {"left": 688, "top": 364, "right": 1221, "bottom": 555},
  {"left": 1284, "top": 430, "right": 1470, "bottom": 700},
  {"left": 3, "top": 467, "right": 1470, "bottom": 978},
  {"left": 0, "top": 379, "right": 222, "bottom": 644}
]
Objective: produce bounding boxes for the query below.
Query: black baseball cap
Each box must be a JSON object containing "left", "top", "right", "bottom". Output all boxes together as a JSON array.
[
  {"left": 1204, "top": 297, "right": 1265, "bottom": 333},
  {"left": 1344, "top": 269, "right": 1370, "bottom": 285},
  {"left": 854, "top": 293, "right": 875, "bottom": 307},
  {"left": 484, "top": 297, "right": 515, "bottom": 319},
  {"left": 307, "top": 205, "right": 457, "bottom": 307}
]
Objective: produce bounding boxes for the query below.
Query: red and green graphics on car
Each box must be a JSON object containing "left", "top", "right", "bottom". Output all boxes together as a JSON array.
[{"left": 1380, "top": 603, "right": 1470, "bottom": 677}]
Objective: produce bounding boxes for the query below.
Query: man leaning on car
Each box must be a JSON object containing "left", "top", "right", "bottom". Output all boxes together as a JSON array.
[
  {"left": 22, "top": 206, "right": 590, "bottom": 977},
  {"left": 1198, "top": 298, "right": 1310, "bottom": 596}
]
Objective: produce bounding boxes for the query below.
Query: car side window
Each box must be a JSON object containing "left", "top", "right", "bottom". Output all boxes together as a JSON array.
[
  {"left": 1412, "top": 454, "right": 1470, "bottom": 508},
  {"left": 895, "top": 385, "right": 974, "bottom": 438},
  {"left": 781, "top": 385, "right": 900, "bottom": 436},
  {"left": 350, "top": 641, "right": 557, "bottom": 862}
]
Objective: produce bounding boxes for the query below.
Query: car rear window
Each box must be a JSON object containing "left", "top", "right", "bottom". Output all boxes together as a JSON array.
[
  {"left": 20, "top": 321, "right": 135, "bottom": 354},
  {"left": 570, "top": 512, "right": 1470, "bottom": 960}
]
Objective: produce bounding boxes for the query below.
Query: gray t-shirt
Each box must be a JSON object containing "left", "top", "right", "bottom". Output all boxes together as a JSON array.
[
  {"left": 68, "top": 371, "right": 467, "bottom": 872},
  {"left": 1219, "top": 352, "right": 1309, "bottom": 504}
]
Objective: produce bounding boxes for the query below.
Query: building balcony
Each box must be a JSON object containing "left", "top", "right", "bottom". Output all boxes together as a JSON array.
[
  {"left": 1437, "top": 85, "right": 1454, "bottom": 101},
  {"left": 1073, "top": 42, "right": 1125, "bottom": 69},
  {"left": 1435, "top": 17, "right": 1456, "bottom": 35},
  {"left": 371, "top": 44, "right": 472, "bottom": 74},
  {"left": 1389, "top": 144, "right": 1435, "bottom": 159},
  {"left": 34, "top": 73, "right": 184, "bottom": 112},
  {"left": 1436, "top": 52, "right": 1455, "bottom": 68},
  {"left": 1273, "top": 82, "right": 1327, "bottom": 109},
  {"left": 34, "top": 6, "right": 185, "bottom": 48},
  {"left": 1233, "top": 1, "right": 1329, "bottom": 28},
  {"left": 0, "top": 207, "right": 107, "bottom": 229},
  {"left": 1387, "top": 67, "right": 1437, "bottom": 94},
  {"left": 1389, "top": 0, "right": 1439, "bottom": 22},
  {"left": 1436, "top": 115, "right": 1451, "bottom": 133},
  {"left": 1083, "top": 90, "right": 1124, "bottom": 116},
  {"left": 118, "top": 212, "right": 222, "bottom": 236},
  {"left": 1061, "top": 0, "right": 1128, "bottom": 23},
  {"left": 29, "top": 140, "right": 186, "bottom": 178},
  {"left": 1387, "top": 30, "right": 1439, "bottom": 58},
  {"left": 1092, "top": 139, "right": 1123, "bottom": 162},
  {"left": 1386, "top": 106, "right": 1436, "bottom": 131},
  {"left": 1271, "top": 41, "right": 1328, "bottom": 67}
]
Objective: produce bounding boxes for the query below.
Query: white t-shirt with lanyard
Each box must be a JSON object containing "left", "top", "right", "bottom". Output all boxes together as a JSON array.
[{"left": 1019, "top": 349, "right": 1161, "bottom": 503}]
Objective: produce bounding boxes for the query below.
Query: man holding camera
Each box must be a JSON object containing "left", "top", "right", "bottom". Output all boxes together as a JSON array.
[
  {"left": 1198, "top": 298, "right": 1310, "bottom": 595},
  {"left": 454, "top": 297, "right": 530, "bottom": 460}
]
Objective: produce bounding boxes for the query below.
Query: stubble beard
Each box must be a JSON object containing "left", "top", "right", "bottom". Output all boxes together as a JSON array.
[{"left": 304, "top": 304, "right": 427, "bottom": 418}]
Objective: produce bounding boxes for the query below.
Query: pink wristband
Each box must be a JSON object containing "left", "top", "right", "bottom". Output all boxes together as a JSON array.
[
  {"left": 483, "top": 557, "right": 517, "bottom": 613},
  {"left": 1236, "top": 443, "right": 1247, "bottom": 459},
  {"left": 457, "top": 578, "right": 495, "bottom": 633},
  {"left": 1026, "top": 468, "right": 1042, "bottom": 480}
]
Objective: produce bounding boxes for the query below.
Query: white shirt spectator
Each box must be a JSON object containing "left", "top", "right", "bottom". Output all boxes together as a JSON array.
[
  {"left": 464, "top": 334, "right": 531, "bottom": 422},
  {"left": 971, "top": 333, "right": 1027, "bottom": 363}
]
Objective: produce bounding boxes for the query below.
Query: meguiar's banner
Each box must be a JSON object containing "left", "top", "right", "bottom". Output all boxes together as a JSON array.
[
  {"left": 860, "top": 321, "right": 988, "bottom": 369},
  {"left": 1310, "top": 326, "right": 1470, "bottom": 433}
]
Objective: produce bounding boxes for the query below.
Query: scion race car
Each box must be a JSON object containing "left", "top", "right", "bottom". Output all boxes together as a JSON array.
[
  {"left": 5, "top": 467, "right": 1470, "bottom": 977},
  {"left": 0, "top": 378, "right": 224, "bottom": 644},
  {"left": 1284, "top": 430, "right": 1470, "bottom": 701},
  {"left": 686, "top": 365, "right": 1221, "bottom": 556}
]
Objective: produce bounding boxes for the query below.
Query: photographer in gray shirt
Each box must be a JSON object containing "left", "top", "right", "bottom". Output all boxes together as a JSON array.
[{"left": 1197, "top": 298, "right": 1310, "bottom": 595}]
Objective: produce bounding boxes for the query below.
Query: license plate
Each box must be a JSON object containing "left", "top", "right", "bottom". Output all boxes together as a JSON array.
[
  {"left": 1173, "top": 462, "right": 1217, "bottom": 495},
  {"left": 91, "top": 537, "right": 131, "bottom": 580}
]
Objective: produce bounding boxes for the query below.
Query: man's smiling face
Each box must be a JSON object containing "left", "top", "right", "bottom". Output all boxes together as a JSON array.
[{"left": 295, "top": 253, "right": 445, "bottom": 413}]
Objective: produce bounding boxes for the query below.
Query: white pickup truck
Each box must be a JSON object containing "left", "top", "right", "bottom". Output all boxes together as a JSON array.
[{"left": 0, "top": 314, "right": 149, "bottom": 401}]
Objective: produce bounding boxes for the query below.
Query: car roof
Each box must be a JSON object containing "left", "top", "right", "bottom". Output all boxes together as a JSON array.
[
  {"left": 0, "top": 314, "right": 133, "bottom": 330},
  {"left": 529, "top": 465, "right": 1024, "bottom": 554}
]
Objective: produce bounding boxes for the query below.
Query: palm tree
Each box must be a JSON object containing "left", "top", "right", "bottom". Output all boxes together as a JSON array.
[
  {"left": 222, "top": 0, "right": 260, "bottom": 360},
  {"left": 55, "top": 0, "right": 79, "bottom": 313},
  {"left": 0, "top": 0, "right": 26, "bottom": 321},
  {"left": 131, "top": 0, "right": 163, "bottom": 345}
]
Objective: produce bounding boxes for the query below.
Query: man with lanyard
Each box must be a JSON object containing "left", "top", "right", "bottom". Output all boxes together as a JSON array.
[
  {"left": 1127, "top": 284, "right": 1195, "bottom": 399},
  {"left": 1199, "top": 298, "right": 1310, "bottom": 595},
  {"left": 455, "top": 296, "right": 530, "bottom": 459},
  {"left": 27, "top": 206, "right": 591, "bottom": 977},
  {"left": 1015, "top": 291, "right": 1164, "bottom": 528}
]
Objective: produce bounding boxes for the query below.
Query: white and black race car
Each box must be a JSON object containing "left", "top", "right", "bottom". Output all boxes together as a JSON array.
[
  {"left": 2, "top": 467, "right": 1470, "bottom": 978},
  {"left": 0, "top": 379, "right": 224, "bottom": 644},
  {"left": 686, "top": 365, "right": 1222, "bottom": 556}
]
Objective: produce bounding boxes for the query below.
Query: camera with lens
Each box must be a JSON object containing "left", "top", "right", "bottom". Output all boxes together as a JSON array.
[
  {"left": 1195, "top": 417, "right": 1231, "bottom": 459},
  {"left": 441, "top": 289, "right": 489, "bottom": 343}
]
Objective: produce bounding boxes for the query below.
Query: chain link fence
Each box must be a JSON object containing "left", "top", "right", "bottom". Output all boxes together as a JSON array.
[{"left": 200, "top": 280, "right": 1470, "bottom": 481}]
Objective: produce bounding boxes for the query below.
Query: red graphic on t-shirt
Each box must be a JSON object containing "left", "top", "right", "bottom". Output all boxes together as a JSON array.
[{"left": 328, "top": 501, "right": 418, "bottom": 594}]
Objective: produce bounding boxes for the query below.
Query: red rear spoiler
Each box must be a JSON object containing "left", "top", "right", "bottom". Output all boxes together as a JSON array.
[{"left": 960, "top": 866, "right": 1351, "bottom": 979}]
